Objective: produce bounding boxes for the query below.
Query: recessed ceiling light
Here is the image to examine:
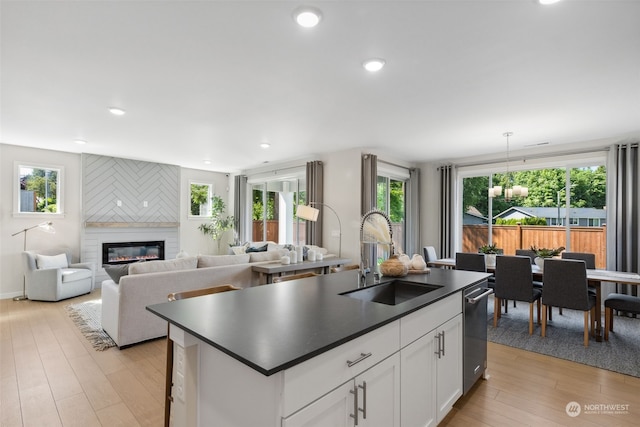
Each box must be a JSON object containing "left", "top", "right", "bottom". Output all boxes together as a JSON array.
[
  {"left": 363, "top": 59, "right": 386, "bottom": 72},
  {"left": 109, "top": 107, "right": 126, "bottom": 116},
  {"left": 538, "top": 0, "right": 561, "bottom": 4},
  {"left": 293, "top": 7, "right": 322, "bottom": 28},
  {"left": 260, "top": 143, "right": 271, "bottom": 149},
  {"left": 203, "top": 160, "right": 212, "bottom": 165},
  {"left": 74, "top": 139, "right": 87, "bottom": 145}
]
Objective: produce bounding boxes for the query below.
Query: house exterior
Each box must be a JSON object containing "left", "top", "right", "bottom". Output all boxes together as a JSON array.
[{"left": 495, "top": 206, "right": 606, "bottom": 227}]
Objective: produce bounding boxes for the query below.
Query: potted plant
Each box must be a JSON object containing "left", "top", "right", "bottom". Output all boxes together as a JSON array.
[
  {"left": 530, "top": 245, "right": 565, "bottom": 270},
  {"left": 479, "top": 244, "right": 500, "bottom": 267},
  {"left": 198, "top": 195, "right": 235, "bottom": 254}
]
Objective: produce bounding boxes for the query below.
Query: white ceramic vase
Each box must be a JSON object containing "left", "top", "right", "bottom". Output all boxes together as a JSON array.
[{"left": 534, "top": 257, "right": 545, "bottom": 270}]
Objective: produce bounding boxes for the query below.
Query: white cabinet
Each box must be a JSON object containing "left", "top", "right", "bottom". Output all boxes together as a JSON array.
[
  {"left": 284, "top": 353, "right": 400, "bottom": 427},
  {"left": 400, "top": 293, "right": 463, "bottom": 427}
]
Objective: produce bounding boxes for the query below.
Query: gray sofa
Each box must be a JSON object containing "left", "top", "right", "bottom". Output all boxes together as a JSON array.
[{"left": 101, "top": 250, "right": 288, "bottom": 348}]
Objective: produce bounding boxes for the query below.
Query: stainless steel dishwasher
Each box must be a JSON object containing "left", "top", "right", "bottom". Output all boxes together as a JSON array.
[{"left": 463, "top": 283, "right": 493, "bottom": 395}]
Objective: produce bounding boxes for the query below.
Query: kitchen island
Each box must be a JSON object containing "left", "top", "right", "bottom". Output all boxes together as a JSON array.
[{"left": 147, "top": 268, "right": 490, "bottom": 427}]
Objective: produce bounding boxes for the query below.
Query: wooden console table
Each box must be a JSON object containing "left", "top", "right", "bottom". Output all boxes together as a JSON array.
[{"left": 252, "top": 257, "right": 352, "bottom": 284}]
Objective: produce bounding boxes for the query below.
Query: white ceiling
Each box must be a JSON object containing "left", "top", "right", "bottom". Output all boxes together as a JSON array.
[{"left": 2, "top": 0, "right": 639, "bottom": 172}]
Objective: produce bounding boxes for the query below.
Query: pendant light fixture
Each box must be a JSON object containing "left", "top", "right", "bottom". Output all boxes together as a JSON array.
[{"left": 489, "top": 132, "right": 528, "bottom": 201}]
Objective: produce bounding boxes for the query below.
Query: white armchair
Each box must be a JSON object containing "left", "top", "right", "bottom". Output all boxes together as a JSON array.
[{"left": 23, "top": 247, "right": 95, "bottom": 301}]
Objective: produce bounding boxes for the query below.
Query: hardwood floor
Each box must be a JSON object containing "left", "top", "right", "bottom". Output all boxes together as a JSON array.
[{"left": 2, "top": 290, "right": 640, "bottom": 426}]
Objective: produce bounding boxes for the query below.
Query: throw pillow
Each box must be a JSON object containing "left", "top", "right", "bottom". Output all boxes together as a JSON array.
[
  {"left": 36, "top": 253, "right": 68, "bottom": 269},
  {"left": 102, "top": 264, "right": 130, "bottom": 284},
  {"left": 246, "top": 243, "right": 268, "bottom": 253},
  {"left": 230, "top": 245, "right": 247, "bottom": 255}
]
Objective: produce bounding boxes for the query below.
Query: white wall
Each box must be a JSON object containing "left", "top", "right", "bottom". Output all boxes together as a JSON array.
[{"left": 1, "top": 144, "right": 83, "bottom": 299}]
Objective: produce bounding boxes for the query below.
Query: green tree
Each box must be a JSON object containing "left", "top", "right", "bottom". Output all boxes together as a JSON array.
[
  {"left": 190, "top": 184, "right": 209, "bottom": 215},
  {"left": 198, "top": 195, "right": 234, "bottom": 253},
  {"left": 22, "top": 168, "right": 58, "bottom": 212}
]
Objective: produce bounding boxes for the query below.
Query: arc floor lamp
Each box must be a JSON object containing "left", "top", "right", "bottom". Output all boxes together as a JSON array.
[
  {"left": 296, "top": 202, "right": 342, "bottom": 257},
  {"left": 11, "top": 221, "right": 55, "bottom": 301}
]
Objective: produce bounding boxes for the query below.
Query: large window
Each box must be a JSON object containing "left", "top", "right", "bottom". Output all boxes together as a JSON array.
[
  {"left": 16, "top": 163, "right": 62, "bottom": 214},
  {"left": 460, "top": 162, "right": 607, "bottom": 267},
  {"left": 251, "top": 178, "right": 306, "bottom": 245}
]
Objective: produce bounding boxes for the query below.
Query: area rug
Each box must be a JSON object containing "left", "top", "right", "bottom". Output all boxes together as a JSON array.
[
  {"left": 65, "top": 299, "right": 116, "bottom": 351},
  {"left": 487, "top": 296, "right": 640, "bottom": 377}
]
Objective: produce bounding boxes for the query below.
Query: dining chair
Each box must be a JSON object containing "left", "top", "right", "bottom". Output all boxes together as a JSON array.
[
  {"left": 330, "top": 264, "right": 359, "bottom": 273},
  {"left": 493, "top": 255, "right": 542, "bottom": 334},
  {"left": 423, "top": 246, "right": 438, "bottom": 263},
  {"left": 604, "top": 293, "right": 640, "bottom": 340},
  {"left": 455, "top": 252, "right": 486, "bottom": 272},
  {"left": 165, "top": 284, "right": 241, "bottom": 427},
  {"left": 541, "top": 259, "right": 596, "bottom": 347},
  {"left": 515, "top": 249, "right": 537, "bottom": 265},
  {"left": 272, "top": 272, "right": 319, "bottom": 283},
  {"left": 561, "top": 252, "right": 596, "bottom": 268}
]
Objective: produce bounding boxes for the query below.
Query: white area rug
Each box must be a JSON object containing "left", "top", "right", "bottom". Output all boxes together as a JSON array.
[{"left": 65, "top": 299, "right": 116, "bottom": 351}]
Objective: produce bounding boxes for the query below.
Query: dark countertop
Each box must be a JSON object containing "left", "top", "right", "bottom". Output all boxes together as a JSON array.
[{"left": 146, "top": 269, "right": 490, "bottom": 376}]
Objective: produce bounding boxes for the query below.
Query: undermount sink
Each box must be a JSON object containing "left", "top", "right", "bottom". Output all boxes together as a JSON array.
[{"left": 340, "top": 280, "right": 442, "bottom": 306}]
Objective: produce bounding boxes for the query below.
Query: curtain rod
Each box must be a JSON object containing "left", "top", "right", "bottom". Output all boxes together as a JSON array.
[
  {"left": 452, "top": 145, "right": 611, "bottom": 169},
  {"left": 378, "top": 158, "right": 413, "bottom": 171}
]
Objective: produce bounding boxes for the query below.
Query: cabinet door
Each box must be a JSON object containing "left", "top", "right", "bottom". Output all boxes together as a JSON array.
[
  {"left": 358, "top": 353, "right": 400, "bottom": 427},
  {"left": 435, "top": 314, "right": 463, "bottom": 423},
  {"left": 400, "top": 329, "right": 437, "bottom": 427},
  {"left": 282, "top": 381, "right": 354, "bottom": 427}
]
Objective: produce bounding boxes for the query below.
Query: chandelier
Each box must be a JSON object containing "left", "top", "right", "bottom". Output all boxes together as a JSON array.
[{"left": 488, "top": 132, "right": 528, "bottom": 202}]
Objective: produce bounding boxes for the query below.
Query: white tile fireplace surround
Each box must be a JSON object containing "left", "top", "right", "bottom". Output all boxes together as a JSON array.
[{"left": 83, "top": 227, "right": 178, "bottom": 286}]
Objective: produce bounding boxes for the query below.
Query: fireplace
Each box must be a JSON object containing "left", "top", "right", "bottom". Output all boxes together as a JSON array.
[{"left": 102, "top": 241, "right": 165, "bottom": 265}]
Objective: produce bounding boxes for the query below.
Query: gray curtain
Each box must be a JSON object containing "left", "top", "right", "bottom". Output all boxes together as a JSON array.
[
  {"left": 404, "top": 168, "right": 420, "bottom": 256},
  {"left": 306, "top": 161, "right": 323, "bottom": 247},
  {"left": 439, "top": 165, "right": 454, "bottom": 259},
  {"left": 234, "top": 175, "right": 249, "bottom": 243},
  {"left": 608, "top": 143, "right": 639, "bottom": 297},
  {"left": 361, "top": 154, "right": 377, "bottom": 215},
  {"left": 361, "top": 154, "right": 378, "bottom": 267}
]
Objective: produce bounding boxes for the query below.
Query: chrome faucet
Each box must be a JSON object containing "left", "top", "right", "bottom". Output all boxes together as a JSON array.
[{"left": 359, "top": 209, "right": 393, "bottom": 288}]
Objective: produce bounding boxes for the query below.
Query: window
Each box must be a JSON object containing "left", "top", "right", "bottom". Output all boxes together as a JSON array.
[
  {"left": 251, "top": 177, "right": 306, "bottom": 245},
  {"left": 459, "top": 160, "right": 607, "bottom": 267},
  {"left": 189, "top": 182, "right": 213, "bottom": 217},
  {"left": 377, "top": 174, "right": 407, "bottom": 255},
  {"left": 16, "top": 163, "right": 62, "bottom": 214}
]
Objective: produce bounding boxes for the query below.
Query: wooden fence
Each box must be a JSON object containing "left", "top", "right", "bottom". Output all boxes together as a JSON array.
[{"left": 463, "top": 224, "right": 607, "bottom": 268}]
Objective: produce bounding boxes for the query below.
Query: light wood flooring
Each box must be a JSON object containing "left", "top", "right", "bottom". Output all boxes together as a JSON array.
[{"left": 2, "top": 290, "right": 640, "bottom": 426}]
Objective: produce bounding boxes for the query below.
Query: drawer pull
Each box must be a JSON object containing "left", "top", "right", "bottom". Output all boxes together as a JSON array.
[{"left": 347, "top": 352, "right": 372, "bottom": 367}]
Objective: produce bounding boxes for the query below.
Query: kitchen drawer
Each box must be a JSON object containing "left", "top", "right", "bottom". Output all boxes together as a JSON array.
[
  {"left": 282, "top": 320, "right": 400, "bottom": 417},
  {"left": 400, "top": 292, "right": 462, "bottom": 348}
]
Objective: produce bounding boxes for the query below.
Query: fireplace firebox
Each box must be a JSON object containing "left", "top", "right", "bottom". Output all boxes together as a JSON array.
[{"left": 102, "top": 241, "right": 165, "bottom": 265}]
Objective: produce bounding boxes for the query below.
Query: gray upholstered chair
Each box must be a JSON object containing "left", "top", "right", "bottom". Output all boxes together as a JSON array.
[
  {"left": 515, "top": 249, "right": 537, "bottom": 264},
  {"left": 604, "top": 293, "right": 640, "bottom": 341},
  {"left": 494, "top": 255, "right": 542, "bottom": 334},
  {"left": 541, "top": 259, "right": 596, "bottom": 347},
  {"left": 561, "top": 251, "right": 596, "bottom": 268},
  {"left": 423, "top": 246, "right": 438, "bottom": 263},
  {"left": 23, "top": 247, "right": 95, "bottom": 301}
]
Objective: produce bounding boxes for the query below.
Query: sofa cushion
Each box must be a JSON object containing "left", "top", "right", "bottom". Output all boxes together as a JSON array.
[
  {"left": 198, "top": 254, "right": 251, "bottom": 268},
  {"left": 103, "top": 263, "right": 130, "bottom": 284},
  {"left": 249, "top": 249, "right": 288, "bottom": 263},
  {"left": 36, "top": 253, "right": 68, "bottom": 269},
  {"left": 61, "top": 268, "right": 93, "bottom": 283},
  {"left": 129, "top": 257, "right": 198, "bottom": 275}
]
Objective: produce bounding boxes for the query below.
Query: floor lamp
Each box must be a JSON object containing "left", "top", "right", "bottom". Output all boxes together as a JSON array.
[
  {"left": 11, "top": 221, "right": 56, "bottom": 301},
  {"left": 297, "top": 202, "right": 342, "bottom": 257}
]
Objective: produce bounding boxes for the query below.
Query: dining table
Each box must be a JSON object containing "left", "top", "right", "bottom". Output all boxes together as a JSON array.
[{"left": 427, "top": 257, "right": 640, "bottom": 342}]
